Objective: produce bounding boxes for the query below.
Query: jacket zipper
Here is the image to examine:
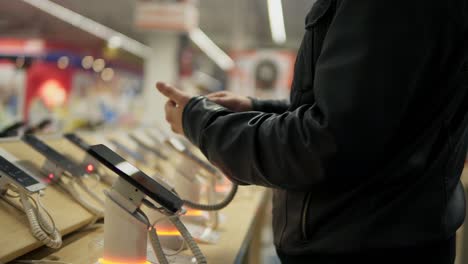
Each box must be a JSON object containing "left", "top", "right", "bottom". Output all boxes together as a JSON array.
[{"left": 301, "top": 193, "right": 312, "bottom": 240}]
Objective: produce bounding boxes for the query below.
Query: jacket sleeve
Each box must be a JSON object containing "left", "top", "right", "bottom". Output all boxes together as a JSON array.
[
  {"left": 182, "top": 0, "right": 443, "bottom": 190},
  {"left": 250, "top": 98, "right": 290, "bottom": 114}
]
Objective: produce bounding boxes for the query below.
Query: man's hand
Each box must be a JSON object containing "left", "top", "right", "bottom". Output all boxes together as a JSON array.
[
  {"left": 156, "top": 82, "right": 192, "bottom": 135},
  {"left": 206, "top": 91, "right": 253, "bottom": 112}
]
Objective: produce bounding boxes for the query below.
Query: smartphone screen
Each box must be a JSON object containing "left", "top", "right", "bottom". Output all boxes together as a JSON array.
[
  {"left": 64, "top": 133, "right": 91, "bottom": 151},
  {"left": 88, "top": 144, "right": 183, "bottom": 213},
  {"left": 22, "top": 134, "right": 85, "bottom": 177},
  {"left": 0, "top": 156, "right": 45, "bottom": 192}
]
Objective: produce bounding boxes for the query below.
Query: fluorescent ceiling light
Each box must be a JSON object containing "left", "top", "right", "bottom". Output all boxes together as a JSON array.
[
  {"left": 107, "top": 36, "right": 122, "bottom": 49},
  {"left": 267, "top": 0, "right": 287, "bottom": 44},
  {"left": 189, "top": 28, "right": 235, "bottom": 71},
  {"left": 22, "top": 0, "right": 152, "bottom": 58}
]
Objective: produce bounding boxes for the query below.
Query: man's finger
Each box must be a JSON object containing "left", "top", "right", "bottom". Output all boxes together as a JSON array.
[
  {"left": 156, "top": 82, "right": 185, "bottom": 103},
  {"left": 206, "top": 91, "right": 227, "bottom": 99},
  {"left": 206, "top": 94, "right": 225, "bottom": 100},
  {"left": 164, "top": 100, "right": 176, "bottom": 121},
  {"left": 210, "top": 98, "right": 228, "bottom": 105}
]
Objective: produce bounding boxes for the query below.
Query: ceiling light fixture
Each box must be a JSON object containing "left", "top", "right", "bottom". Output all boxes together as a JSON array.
[
  {"left": 267, "top": 0, "right": 287, "bottom": 44},
  {"left": 57, "top": 56, "right": 69, "bottom": 69},
  {"left": 81, "top": 55, "right": 94, "bottom": 69},
  {"left": 101, "top": 68, "right": 115, "bottom": 81},
  {"left": 21, "top": 0, "right": 152, "bottom": 58},
  {"left": 107, "top": 36, "right": 122, "bottom": 49},
  {"left": 189, "top": 28, "right": 235, "bottom": 71},
  {"left": 92, "top": 58, "right": 106, "bottom": 72}
]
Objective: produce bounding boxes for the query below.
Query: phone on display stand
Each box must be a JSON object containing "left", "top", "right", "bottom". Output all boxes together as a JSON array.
[
  {"left": 0, "top": 154, "right": 46, "bottom": 193},
  {"left": 87, "top": 144, "right": 183, "bottom": 214},
  {"left": 64, "top": 133, "right": 91, "bottom": 151},
  {"left": 22, "top": 134, "right": 86, "bottom": 177}
]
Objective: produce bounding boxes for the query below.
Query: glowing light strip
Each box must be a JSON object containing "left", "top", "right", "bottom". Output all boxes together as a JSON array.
[
  {"left": 21, "top": 0, "right": 152, "bottom": 58},
  {"left": 189, "top": 28, "right": 235, "bottom": 71},
  {"left": 157, "top": 230, "right": 181, "bottom": 236},
  {"left": 98, "top": 258, "right": 150, "bottom": 264},
  {"left": 267, "top": 0, "right": 287, "bottom": 44},
  {"left": 185, "top": 209, "right": 204, "bottom": 217}
]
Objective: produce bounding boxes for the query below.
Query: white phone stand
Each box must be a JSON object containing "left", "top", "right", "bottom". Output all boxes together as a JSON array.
[{"left": 102, "top": 194, "right": 148, "bottom": 263}]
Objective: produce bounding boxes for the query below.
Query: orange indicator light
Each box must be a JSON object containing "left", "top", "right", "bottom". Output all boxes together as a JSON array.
[
  {"left": 185, "top": 209, "right": 204, "bottom": 217},
  {"left": 98, "top": 258, "right": 150, "bottom": 264},
  {"left": 156, "top": 228, "right": 181, "bottom": 236}
]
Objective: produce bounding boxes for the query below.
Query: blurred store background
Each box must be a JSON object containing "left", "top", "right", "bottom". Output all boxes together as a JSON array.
[
  {"left": 0, "top": 0, "right": 311, "bottom": 135},
  {"left": 0, "top": 2, "right": 309, "bottom": 261}
]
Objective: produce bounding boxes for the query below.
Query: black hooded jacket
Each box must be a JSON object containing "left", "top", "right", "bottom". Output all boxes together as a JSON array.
[{"left": 182, "top": 0, "right": 468, "bottom": 255}]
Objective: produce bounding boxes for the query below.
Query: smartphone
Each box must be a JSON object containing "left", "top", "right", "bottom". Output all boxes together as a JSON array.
[
  {"left": 0, "top": 155, "right": 46, "bottom": 193},
  {"left": 64, "top": 133, "right": 91, "bottom": 151},
  {"left": 168, "top": 138, "right": 218, "bottom": 174},
  {"left": 128, "top": 134, "right": 168, "bottom": 160},
  {"left": 108, "top": 139, "right": 146, "bottom": 162},
  {"left": 87, "top": 144, "right": 183, "bottom": 213},
  {"left": 22, "top": 134, "right": 86, "bottom": 177}
]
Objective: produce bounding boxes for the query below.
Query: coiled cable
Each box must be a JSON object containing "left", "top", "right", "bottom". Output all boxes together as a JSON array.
[
  {"left": 142, "top": 209, "right": 207, "bottom": 264},
  {"left": 18, "top": 191, "right": 62, "bottom": 249},
  {"left": 182, "top": 183, "right": 238, "bottom": 211},
  {"left": 148, "top": 224, "right": 169, "bottom": 264},
  {"left": 169, "top": 216, "right": 207, "bottom": 264}
]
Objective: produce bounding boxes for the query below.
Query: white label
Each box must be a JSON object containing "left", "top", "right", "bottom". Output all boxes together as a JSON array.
[
  {"left": 185, "top": 223, "right": 220, "bottom": 244},
  {"left": 135, "top": 2, "right": 199, "bottom": 32}
]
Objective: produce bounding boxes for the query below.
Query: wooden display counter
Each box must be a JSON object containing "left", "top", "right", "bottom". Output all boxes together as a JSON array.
[
  {"left": 13, "top": 186, "right": 269, "bottom": 264},
  {"left": 0, "top": 134, "right": 269, "bottom": 264},
  {"left": 0, "top": 137, "right": 108, "bottom": 263}
]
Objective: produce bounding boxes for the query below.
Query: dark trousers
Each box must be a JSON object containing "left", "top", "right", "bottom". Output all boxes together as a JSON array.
[{"left": 277, "top": 236, "right": 456, "bottom": 264}]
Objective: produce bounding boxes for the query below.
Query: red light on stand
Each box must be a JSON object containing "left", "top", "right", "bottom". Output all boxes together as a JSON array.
[
  {"left": 48, "top": 173, "right": 55, "bottom": 180},
  {"left": 86, "top": 164, "right": 95, "bottom": 173}
]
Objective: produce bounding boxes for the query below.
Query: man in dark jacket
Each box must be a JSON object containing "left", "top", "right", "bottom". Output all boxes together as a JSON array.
[{"left": 156, "top": 0, "right": 468, "bottom": 263}]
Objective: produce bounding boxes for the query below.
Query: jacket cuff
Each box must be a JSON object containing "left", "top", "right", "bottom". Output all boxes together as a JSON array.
[
  {"left": 182, "top": 96, "right": 227, "bottom": 148},
  {"left": 249, "top": 97, "right": 263, "bottom": 112},
  {"left": 249, "top": 97, "right": 290, "bottom": 114}
]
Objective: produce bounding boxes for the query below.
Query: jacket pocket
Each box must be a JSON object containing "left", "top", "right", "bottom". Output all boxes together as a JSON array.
[
  {"left": 301, "top": 192, "right": 312, "bottom": 240},
  {"left": 272, "top": 189, "right": 288, "bottom": 249}
]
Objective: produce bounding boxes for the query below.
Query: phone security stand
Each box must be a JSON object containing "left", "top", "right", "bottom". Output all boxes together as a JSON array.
[
  {"left": 166, "top": 138, "right": 233, "bottom": 230},
  {"left": 101, "top": 179, "right": 149, "bottom": 263},
  {"left": 88, "top": 144, "right": 207, "bottom": 264},
  {"left": 147, "top": 131, "right": 222, "bottom": 228},
  {"left": 22, "top": 134, "right": 104, "bottom": 217},
  {"left": 41, "top": 159, "right": 65, "bottom": 183},
  {"left": 63, "top": 133, "right": 116, "bottom": 185}
]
